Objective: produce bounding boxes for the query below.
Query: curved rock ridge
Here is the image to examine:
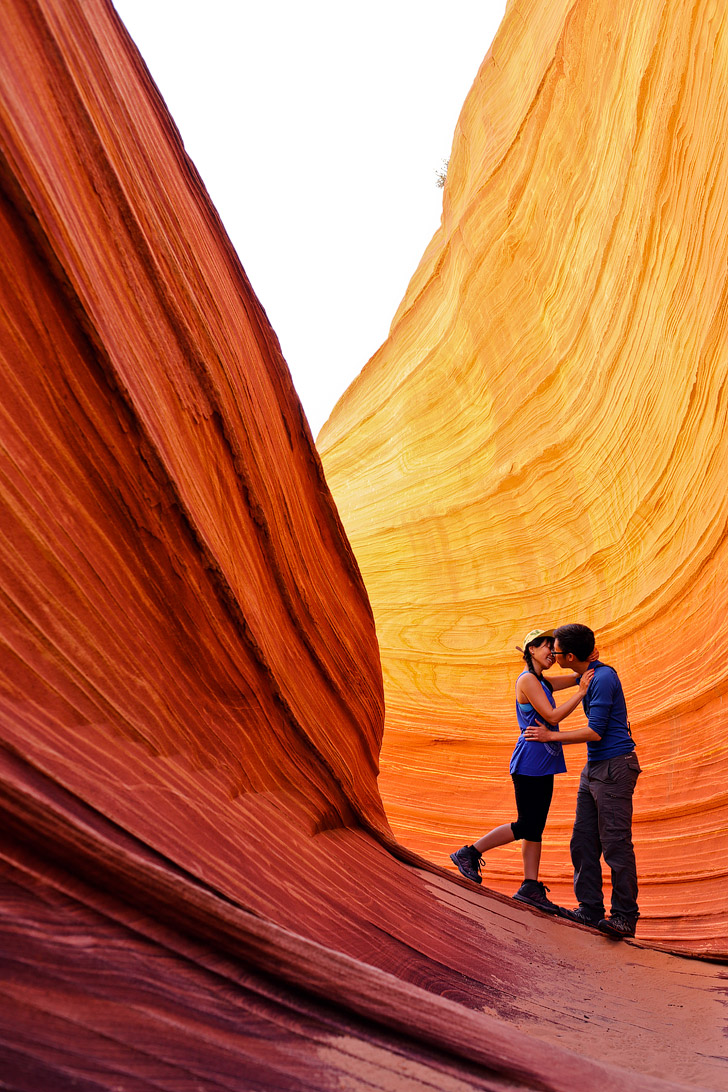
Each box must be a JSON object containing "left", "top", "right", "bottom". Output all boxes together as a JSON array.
[
  {"left": 319, "top": 0, "right": 728, "bottom": 956},
  {"left": 0, "top": 2, "right": 726, "bottom": 1090},
  {"left": 0, "top": 0, "right": 388, "bottom": 840}
]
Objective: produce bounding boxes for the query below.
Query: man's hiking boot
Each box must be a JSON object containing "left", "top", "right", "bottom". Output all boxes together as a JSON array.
[
  {"left": 560, "top": 905, "right": 604, "bottom": 928},
  {"left": 598, "top": 914, "right": 638, "bottom": 939},
  {"left": 512, "top": 879, "right": 562, "bottom": 915},
  {"left": 449, "top": 844, "right": 483, "bottom": 884}
]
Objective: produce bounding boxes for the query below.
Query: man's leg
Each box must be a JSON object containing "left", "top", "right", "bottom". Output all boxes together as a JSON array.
[
  {"left": 570, "top": 763, "right": 606, "bottom": 919},
  {"left": 595, "top": 753, "right": 641, "bottom": 920}
]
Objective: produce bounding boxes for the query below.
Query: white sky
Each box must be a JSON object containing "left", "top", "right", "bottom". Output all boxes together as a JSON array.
[{"left": 112, "top": 1, "right": 507, "bottom": 436}]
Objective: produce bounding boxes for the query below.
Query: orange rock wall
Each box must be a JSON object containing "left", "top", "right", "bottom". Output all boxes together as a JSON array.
[
  {"left": 0, "top": 0, "right": 387, "bottom": 845},
  {"left": 319, "top": 0, "right": 728, "bottom": 953},
  {"left": 0, "top": 1, "right": 727, "bottom": 1089}
]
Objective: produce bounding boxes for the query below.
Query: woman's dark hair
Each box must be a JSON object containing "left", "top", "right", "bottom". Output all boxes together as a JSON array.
[
  {"left": 553, "top": 623, "right": 595, "bottom": 661},
  {"left": 523, "top": 636, "right": 554, "bottom": 692}
]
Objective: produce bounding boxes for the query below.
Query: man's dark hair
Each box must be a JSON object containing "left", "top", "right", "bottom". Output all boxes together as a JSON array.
[{"left": 554, "top": 623, "right": 595, "bottom": 661}]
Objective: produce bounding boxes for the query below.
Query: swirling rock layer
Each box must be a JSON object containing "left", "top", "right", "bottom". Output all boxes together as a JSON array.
[
  {"left": 0, "top": 1, "right": 725, "bottom": 1090},
  {"left": 319, "top": 0, "right": 728, "bottom": 956}
]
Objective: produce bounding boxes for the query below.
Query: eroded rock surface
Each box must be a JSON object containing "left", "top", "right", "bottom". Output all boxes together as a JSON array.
[
  {"left": 320, "top": 0, "right": 728, "bottom": 959},
  {"left": 0, "top": 1, "right": 725, "bottom": 1089}
]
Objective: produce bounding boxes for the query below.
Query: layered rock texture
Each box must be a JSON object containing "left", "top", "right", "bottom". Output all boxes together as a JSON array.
[
  {"left": 319, "top": 0, "right": 728, "bottom": 957},
  {"left": 0, "top": 1, "right": 726, "bottom": 1090}
]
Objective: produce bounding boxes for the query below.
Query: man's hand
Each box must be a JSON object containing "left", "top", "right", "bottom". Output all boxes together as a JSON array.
[{"left": 524, "top": 719, "right": 555, "bottom": 742}]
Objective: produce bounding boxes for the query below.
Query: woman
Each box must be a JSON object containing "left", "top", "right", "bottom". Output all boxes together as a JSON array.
[{"left": 449, "top": 628, "right": 593, "bottom": 913}]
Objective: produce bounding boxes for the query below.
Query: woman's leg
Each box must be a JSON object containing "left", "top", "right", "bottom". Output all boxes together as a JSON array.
[
  {"left": 511, "top": 775, "right": 561, "bottom": 912},
  {"left": 512, "top": 773, "right": 554, "bottom": 880},
  {"left": 451, "top": 821, "right": 514, "bottom": 883},
  {"left": 473, "top": 824, "right": 515, "bottom": 854},
  {"left": 521, "top": 839, "right": 542, "bottom": 881},
  {"left": 460, "top": 774, "right": 553, "bottom": 876},
  {"left": 474, "top": 771, "right": 554, "bottom": 859}
]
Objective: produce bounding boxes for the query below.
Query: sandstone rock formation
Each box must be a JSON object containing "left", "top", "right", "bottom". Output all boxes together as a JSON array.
[
  {"left": 319, "top": 0, "right": 728, "bottom": 957},
  {"left": 0, "top": 1, "right": 725, "bottom": 1090}
]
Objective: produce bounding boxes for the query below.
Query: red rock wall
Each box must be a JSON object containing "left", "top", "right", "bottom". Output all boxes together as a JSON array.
[
  {"left": 0, "top": 2, "right": 726, "bottom": 1090},
  {"left": 319, "top": 0, "right": 728, "bottom": 956},
  {"left": 0, "top": 0, "right": 393, "bottom": 847}
]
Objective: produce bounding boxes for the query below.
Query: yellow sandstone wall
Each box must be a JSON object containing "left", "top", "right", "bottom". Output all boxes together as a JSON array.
[{"left": 319, "top": 0, "right": 728, "bottom": 951}]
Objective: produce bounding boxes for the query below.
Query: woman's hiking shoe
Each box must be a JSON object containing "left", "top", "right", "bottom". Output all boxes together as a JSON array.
[
  {"left": 512, "top": 879, "right": 562, "bottom": 915},
  {"left": 449, "top": 845, "right": 483, "bottom": 884},
  {"left": 560, "top": 905, "right": 604, "bottom": 928},
  {"left": 598, "top": 914, "right": 637, "bottom": 939}
]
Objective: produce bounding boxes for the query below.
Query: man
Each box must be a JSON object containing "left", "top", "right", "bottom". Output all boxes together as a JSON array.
[{"left": 524, "top": 623, "right": 641, "bottom": 939}]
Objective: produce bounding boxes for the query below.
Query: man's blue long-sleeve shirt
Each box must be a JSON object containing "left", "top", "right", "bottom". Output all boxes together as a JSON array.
[{"left": 582, "top": 660, "right": 634, "bottom": 761}]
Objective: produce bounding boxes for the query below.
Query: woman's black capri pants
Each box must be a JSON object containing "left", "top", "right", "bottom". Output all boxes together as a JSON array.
[{"left": 510, "top": 773, "right": 554, "bottom": 842}]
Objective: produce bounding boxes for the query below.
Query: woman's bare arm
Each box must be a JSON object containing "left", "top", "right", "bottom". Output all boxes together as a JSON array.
[
  {"left": 517, "top": 669, "right": 594, "bottom": 726},
  {"left": 548, "top": 673, "right": 580, "bottom": 692}
]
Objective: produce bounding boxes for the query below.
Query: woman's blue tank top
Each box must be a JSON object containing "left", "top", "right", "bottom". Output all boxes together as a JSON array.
[{"left": 510, "top": 671, "right": 567, "bottom": 776}]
